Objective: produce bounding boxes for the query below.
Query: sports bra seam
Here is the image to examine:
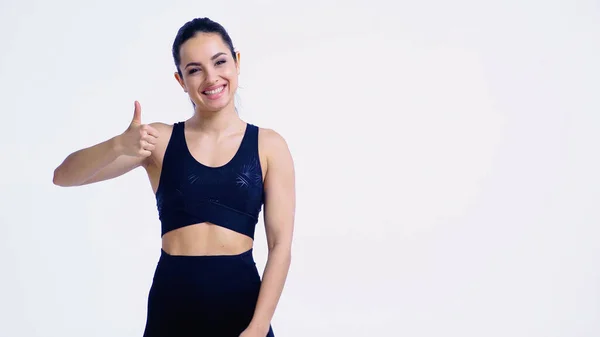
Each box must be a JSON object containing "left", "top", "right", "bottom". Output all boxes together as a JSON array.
[
  {"left": 161, "top": 222, "right": 254, "bottom": 238},
  {"left": 206, "top": 200, "right": 258, "bottom": 220}
]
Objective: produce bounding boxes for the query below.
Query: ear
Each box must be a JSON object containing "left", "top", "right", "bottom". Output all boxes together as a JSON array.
[
  {"left": 174, "top": 71, "right": 187, "bottom": 93},
  {"left": 235, "top": 51, "right": 241, "bottom": 75}
]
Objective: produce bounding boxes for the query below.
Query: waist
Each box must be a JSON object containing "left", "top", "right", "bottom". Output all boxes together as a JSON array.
[
  {"left": 153, "top": 246, "right": 259, "bottom": 287},
  {"left": 161, "top": 222, "right": 254, "bottom": 256}
]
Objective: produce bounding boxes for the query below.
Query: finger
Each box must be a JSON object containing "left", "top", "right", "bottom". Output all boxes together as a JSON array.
[
  {"left": 139, "top": 149, "right": 152, "bottom": 157},
  {"left": 132, "top": 101, "right": 142, "bottom": 124},
  {"left": 144, "top": 125, "right": 160, "bottom": 138},
  {"left": 140, "top": 140, "right": 155, "bottom": 150},
  {"left": 142, "top": 135, "right": 157, "bottom": 145},
  {"left": 142, "top": 142, "right": 156, "bottom": 151}
]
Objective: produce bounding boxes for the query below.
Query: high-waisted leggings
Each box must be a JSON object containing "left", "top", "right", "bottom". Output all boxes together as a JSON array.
[{"left": 142, "top": 248, "right": 275, "bottom": 337}]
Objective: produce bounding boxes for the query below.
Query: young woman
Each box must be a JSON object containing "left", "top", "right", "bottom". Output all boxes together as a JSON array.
[{"left": 53, "top": 17, "right": 295, "bottom": 337}]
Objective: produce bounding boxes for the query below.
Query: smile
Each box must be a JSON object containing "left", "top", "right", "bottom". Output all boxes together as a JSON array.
[{"left": 203, "top": 85, "right": 226, "bottom": 95}]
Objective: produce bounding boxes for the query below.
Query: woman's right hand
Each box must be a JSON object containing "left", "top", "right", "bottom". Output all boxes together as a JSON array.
[{"left": 117, "top": 101, "right": 160, "bottom": 158}]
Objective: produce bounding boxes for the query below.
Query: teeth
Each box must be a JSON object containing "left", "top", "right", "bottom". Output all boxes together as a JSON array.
[{"left": 204, "top": 86, "right": 224, "bottom": 95}]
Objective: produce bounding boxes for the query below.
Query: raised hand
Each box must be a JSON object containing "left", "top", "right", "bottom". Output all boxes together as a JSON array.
[{"left": 118, "top": 101, "right": 159, "bottom": 158}]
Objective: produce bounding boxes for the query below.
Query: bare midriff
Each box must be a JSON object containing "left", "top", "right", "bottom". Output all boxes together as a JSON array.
[{"left": 161, "top": 222, "right": 254, "bottom": 256}]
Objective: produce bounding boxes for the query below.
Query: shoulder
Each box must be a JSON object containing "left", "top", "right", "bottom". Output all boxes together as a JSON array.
[
  {"left": 257, "top": 127, "right": 290, "bottom": 157},
  {"left": 147, "top": 121, "right": 176, "bottom": 142},
  {"left": 141, "top": 122, "right": 176, "bottom": 168},
  {"left": 147, "top": 121, "right": 175, "bottom": 148},
  {"left": 148, "top": 121, "right": 174, "bottom": 132},
  {"left": 257, "top": 126, "right": 294, "bottom": 175}
]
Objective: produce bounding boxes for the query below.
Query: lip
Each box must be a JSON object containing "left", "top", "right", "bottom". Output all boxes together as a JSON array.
[
  {"left": 203, "top": 83, "right": 226, "bottom": 92},
  {"left": 202, "top": 83, "right": 227, "bottom": 100}
]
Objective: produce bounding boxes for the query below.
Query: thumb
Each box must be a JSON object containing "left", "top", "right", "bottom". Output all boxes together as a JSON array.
[{"left": 131, "top": 101, "right": 142, "bottom": 124}]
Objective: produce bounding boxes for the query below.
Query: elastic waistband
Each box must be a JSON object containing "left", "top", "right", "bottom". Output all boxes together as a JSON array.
[{"left": 153, "top": 247, "right": 258, "bottom": 283}]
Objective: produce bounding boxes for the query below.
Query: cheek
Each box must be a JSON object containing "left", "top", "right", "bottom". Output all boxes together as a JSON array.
[
  {"left": 184, "top": 77, "right": 202, "bottom": 92},
  {"left": 223, "top": 65, "right": 239, "bottom": 79},
  {"left": 224, "top": 69, "right": 239, "bottom": 88}
]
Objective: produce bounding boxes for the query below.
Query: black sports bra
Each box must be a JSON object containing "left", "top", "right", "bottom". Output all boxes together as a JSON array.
[{"left": 155, "top": 122, "right": 264, "bottom": 238}]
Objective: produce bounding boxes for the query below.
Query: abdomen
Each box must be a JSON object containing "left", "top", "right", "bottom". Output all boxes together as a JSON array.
[{"left": 161, "top": 222, "right": 254, "bottom": 256}]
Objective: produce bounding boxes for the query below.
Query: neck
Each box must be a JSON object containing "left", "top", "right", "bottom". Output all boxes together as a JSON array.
[{"left": 188, "top": 102, "right": 243, "bottom": 133}]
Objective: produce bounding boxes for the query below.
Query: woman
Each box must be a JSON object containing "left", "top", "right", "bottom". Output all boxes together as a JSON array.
[{"left": 53, "top": 17, "right": 295, "bottom": 337}]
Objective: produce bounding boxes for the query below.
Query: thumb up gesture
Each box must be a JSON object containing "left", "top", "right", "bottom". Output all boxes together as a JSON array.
[{"left": 119, "top": 101, "right": 159, "bottom": 158}]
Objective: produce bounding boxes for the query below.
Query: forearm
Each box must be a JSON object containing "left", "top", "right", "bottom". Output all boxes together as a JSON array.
[
  {"left": 53, "top": 135, "right": 123, "bottom": 186},
  {"left": 249, "top": 244, "right": 292, "bottom": 333}
]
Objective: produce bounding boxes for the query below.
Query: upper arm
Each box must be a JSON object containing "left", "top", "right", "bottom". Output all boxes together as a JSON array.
[{"left": 261, "top": 128, "right": 296, "bottom": 250}]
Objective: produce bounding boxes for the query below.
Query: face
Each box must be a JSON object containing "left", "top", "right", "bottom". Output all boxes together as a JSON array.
[{"left": 174, "top": 33, "right": 240, "bottom": 112}]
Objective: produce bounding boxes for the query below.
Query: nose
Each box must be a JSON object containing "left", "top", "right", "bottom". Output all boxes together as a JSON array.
[{"left": 204, "top": 68, "right": 219, "bottom": 85}]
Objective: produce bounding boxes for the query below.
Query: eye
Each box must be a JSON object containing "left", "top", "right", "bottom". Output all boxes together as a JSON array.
[
  {"left": 215, "top": 59, "right": 227, "bottom": 66},
  {"left": 188, "top": 68, "right": 201, "bottom": 75}
]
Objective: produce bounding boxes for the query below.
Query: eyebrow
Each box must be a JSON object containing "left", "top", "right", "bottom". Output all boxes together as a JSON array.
[{"left": 184, "top": 52, "right": 227, "bottom": 68}]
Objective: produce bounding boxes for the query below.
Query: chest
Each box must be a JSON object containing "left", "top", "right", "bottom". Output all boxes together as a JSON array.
[{"left": 185, "top": 131, "right": 246, "bottom": 168}]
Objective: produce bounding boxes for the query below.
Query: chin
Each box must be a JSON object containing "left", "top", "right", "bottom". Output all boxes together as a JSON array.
[{"left": 195, "top": 98, "right": 234, "bottom": 113}]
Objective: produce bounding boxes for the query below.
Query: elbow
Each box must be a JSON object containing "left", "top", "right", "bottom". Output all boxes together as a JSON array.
[
  {"left": 52, "top": 167, "right": 65, "bottom": 186},
  {"left": 52, "top": 166, "right": 76, "bottom": 187},
  {"left": 269, "top": 243, "right": 292, "bottom": 262}
]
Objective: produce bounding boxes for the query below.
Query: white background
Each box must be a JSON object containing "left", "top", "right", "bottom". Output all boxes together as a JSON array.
[{"left": 1, "top": 0, "right": 599, "bottom": 336}]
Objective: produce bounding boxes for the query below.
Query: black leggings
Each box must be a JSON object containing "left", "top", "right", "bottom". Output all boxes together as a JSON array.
[{"left": 143, "top": 248, "right": 275, "bottom": 337}]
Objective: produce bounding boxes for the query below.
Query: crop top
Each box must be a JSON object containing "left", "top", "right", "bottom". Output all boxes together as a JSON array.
[{"left": 155, "top": 122, "right": 264, "bottom": 239}]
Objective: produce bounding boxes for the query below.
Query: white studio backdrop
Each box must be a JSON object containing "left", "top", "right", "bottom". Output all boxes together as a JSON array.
[{"left": 1, "top": 0, "right": 599, "bottom": 336}]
